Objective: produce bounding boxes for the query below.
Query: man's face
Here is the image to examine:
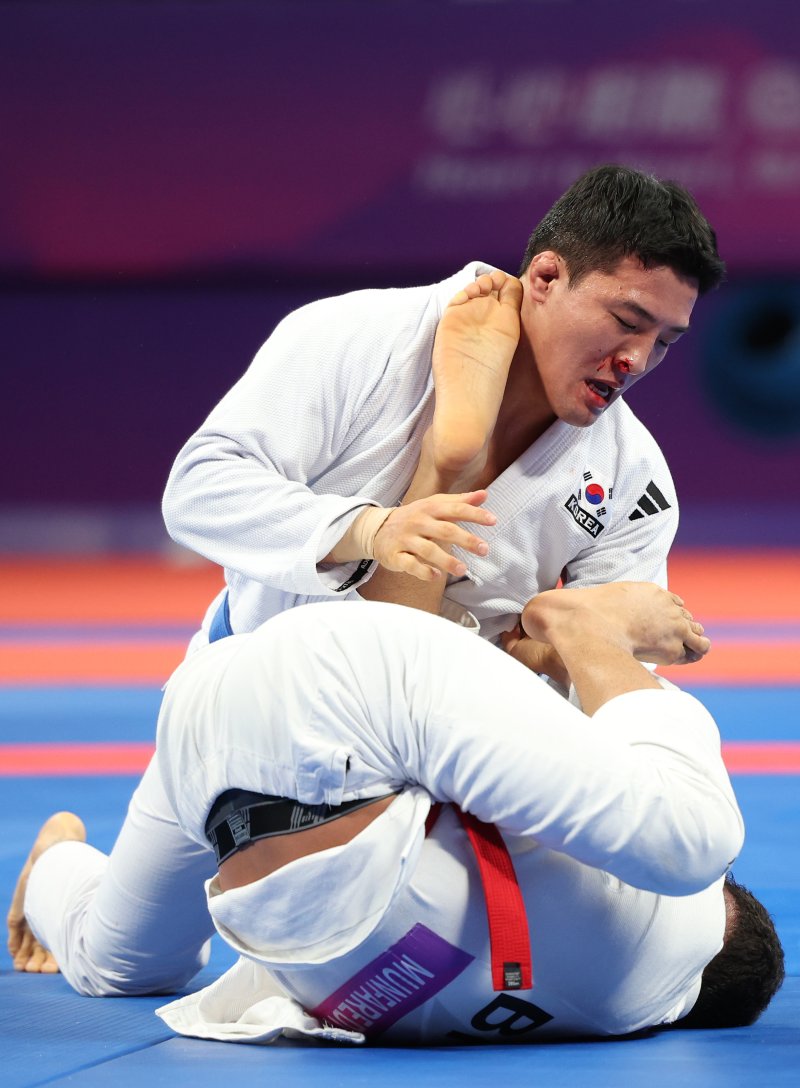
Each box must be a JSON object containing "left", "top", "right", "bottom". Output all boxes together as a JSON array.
[{"left": 524, "top": 254, "right": 698, "bottom": 428}]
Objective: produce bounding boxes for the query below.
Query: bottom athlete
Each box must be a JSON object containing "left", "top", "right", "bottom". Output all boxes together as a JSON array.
[{"left": 8, "top": 583, "right": 783, "bottom": 1043}]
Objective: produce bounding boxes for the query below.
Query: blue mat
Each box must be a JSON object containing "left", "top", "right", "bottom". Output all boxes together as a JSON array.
[{"left": 2, "top": 683, "right": 798, "bottom": 1088}]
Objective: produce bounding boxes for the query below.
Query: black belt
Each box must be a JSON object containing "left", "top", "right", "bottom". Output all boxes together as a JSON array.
[
  {"left": 208, "top": 790, "right": 533, "bottom": 992},
  {"left": 205, "top": 788, "right": 396, "bottom": 865}
]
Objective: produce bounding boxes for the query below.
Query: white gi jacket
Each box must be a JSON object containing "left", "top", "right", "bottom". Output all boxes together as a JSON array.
[
  {"left": 163, "top": 264, "right": 679, "bottom": 644},
  {"left": 152, "top": 603, "right": 742, "bottom": 1046},
  {"left": 158, "top": 811, "right": 727, "bottom": 1046}
]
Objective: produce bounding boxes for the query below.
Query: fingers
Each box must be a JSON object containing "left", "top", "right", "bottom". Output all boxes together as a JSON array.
[
  {"left": 503, "top": 631, "right": 570, "bottom": 687},
  {"left": 461, "top": 488, "right": 491, "bottom": 508},
  {"left": 499, "top": 622, "right": 523, "bottom": 656},
  {"left": 505, "top": 636, "right": 552, "bottom": 673},
  {"left": 9, "top": 918, "right": 35, "bottom": 971},
  {"left": 9, "top": 873, "right": 60, "bottom": 974},
  {"left": 391, "top": 551, "right": 456, "bottom": 582},
  {"left": 373, "top": 492, "right": 497, "bottom": 580},
  {"left": 393, "top": 538, "right": 470, "bottom": 580},
  {"left": 394, "top": 496, "right": 496, "bottom": 553}
]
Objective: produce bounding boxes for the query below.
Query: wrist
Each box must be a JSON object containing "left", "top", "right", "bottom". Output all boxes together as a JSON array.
[{"left": 327, "top": 506, "right": 393, "bottom": 562}]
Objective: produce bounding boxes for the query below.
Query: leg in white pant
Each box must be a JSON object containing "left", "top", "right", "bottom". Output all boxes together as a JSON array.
[
  {"left": 159, "top": 601, "right": 742, "bottom": 899},
  {"left": 22, "top": 597, "right": 742, "bottom": 995},
  {"left": 24, "top": 756, "right": 216, "bottom": 996}
]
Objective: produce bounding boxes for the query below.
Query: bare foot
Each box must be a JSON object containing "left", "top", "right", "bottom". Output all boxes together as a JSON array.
[
  {"left": 7, "top": 811, "right": 86, "bottom": 973},
  {"left": 521, "top": 583, "right": 711, "bottom": 668},
  {"left": 431, "top": 270, "right": 522, "bottom": 478}
]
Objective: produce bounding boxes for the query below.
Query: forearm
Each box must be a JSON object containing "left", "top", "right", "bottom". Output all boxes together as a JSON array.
[
  {"left": 328, "top": 505, "right": 447, "bottom": 614},
  {"left": 417, "top": 663, "right": 741, "bottom": 894},
  {"left": 357, "top": 436, "right": 487, "bottom": 612},
  {"left": 162, "top": 302, "right": 422, "bottom": 594},
  {"left": 161, "top": 601, "right": 741, "bottom": 903},
  {"left": 163, "top": 435, "right": 377, "bottom": 595}
]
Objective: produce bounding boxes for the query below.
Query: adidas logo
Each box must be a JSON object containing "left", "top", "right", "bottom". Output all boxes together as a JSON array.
[{"left": 629, "top": 481, "right": 671, "bottom": 521}]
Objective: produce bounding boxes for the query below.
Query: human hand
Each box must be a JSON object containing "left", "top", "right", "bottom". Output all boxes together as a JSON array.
[
  {"left": 372, "top": 490, "right": 496, "bottom": 581},
  {"left": 500, "top": 622, "right": 569, "bottom": 688}
]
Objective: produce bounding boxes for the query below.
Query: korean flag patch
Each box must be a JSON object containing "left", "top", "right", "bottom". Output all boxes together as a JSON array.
[{"left": 564, "top": 468, "right": 613, "bottom": 539}]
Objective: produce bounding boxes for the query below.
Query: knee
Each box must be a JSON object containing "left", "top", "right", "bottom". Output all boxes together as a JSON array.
[{"left": 64, "top": 941, "right": 210, "bottom": 998}]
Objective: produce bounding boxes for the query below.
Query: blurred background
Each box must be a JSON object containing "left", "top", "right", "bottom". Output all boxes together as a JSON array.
[{"left": 1, "top": 0, "right": 799, "bottom": 553}]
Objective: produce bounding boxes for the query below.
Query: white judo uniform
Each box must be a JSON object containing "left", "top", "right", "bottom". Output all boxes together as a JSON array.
[
  {"left": 25, "top": 604, "right": 743, "bottom": 1044},
  {"left": 162, "top": 263, "right": 680, "bottom": 646}
]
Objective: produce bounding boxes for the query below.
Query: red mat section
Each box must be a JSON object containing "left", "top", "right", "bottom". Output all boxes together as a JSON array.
[
  {"left": 0, "top": 556, "right": 223, "bottom": 624},
  {"left": 3, "top": 740, "right": 798, "bottom": 777},
  {"left": 0, "top": 556, "right": 220, "bottom": 683},
  {"left": 1, "top": 552, "right": 797, "bottom": 686}
]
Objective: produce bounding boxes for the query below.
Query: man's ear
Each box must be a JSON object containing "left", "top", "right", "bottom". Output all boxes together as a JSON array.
[{"left": 524, "top": 251, "right": 563, "bottom": 303}]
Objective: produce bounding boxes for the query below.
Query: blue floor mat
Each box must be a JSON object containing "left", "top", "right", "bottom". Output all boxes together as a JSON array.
[{"left": 2, "top": 685, "right": 798, "bottom": 1088}]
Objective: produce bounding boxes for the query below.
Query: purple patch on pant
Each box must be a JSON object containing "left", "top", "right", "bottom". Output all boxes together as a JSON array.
[{"left": 310, "top": 923, "right": 474, "bottom": 1035}]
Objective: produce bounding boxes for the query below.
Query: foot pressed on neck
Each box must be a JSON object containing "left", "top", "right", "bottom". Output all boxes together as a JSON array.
[{"left": 431, "top": 271, "right": 522, "bottom": 482}]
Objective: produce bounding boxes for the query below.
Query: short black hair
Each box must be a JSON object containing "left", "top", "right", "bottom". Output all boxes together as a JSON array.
[
  {"left": 679, "top": 874, "right": 785, "bottom": 1029},
  {"left": 519, "top": 164, "right": 726, "bottom": 295}
]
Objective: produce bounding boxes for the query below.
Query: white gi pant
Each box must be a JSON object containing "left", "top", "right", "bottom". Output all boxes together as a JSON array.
[{"left": 25, "top": 602, "right": 743, "bottom": 1004}]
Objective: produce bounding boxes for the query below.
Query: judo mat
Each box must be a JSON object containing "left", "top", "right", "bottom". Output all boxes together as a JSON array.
[{"left": 1, "top": 553, "right": 798, "bottom": 1088}]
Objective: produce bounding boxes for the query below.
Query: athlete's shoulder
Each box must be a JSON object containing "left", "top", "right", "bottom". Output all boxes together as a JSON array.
[
  {"left": 574, "top": 402, "right": 676, "bottom": 533},
  {"left": 594, "top": 399, "right": 670, "bottom": 469},
  {"left": 276, "top": 263, "right": 486, "bottom": 334}
]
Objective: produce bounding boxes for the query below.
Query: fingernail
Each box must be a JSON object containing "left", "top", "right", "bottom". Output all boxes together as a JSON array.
[{"left": 476, "top": 542, "right": 489, "bottom": 555}]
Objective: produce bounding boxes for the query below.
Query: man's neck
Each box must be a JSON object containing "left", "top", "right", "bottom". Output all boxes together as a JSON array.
[{"left": 478, "top": 345, "right": 556, "bottom": 485}]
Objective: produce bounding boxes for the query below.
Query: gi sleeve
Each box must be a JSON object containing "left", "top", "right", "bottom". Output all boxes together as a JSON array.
[{"left": 162, "top": 299, "right": 390, "bottom": 596}]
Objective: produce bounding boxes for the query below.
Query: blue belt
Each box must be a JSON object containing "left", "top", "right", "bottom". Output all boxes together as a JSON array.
[{"left": 208, "top": 592, "right": 233, "bottom": 643}]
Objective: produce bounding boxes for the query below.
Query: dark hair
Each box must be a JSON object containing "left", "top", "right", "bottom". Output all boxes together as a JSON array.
[
  {"left": 519, "top": 164, "right": 726, "bottom": 295},
  {"left": 679, "top": 875, "right": 785, "bottom": 1029}
]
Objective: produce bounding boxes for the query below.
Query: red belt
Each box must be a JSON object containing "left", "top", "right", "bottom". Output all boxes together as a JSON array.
[{"left": 426, "top": 804, "right": 532, "bottom": 992}]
